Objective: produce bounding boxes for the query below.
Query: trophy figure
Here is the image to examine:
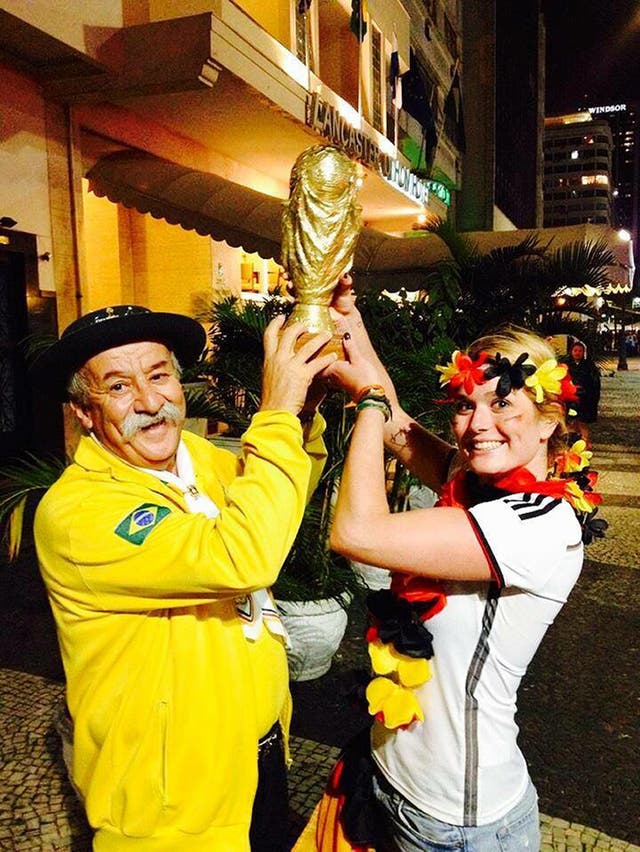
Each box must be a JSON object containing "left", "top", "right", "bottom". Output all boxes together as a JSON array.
[{"left": 281, "top": 144, "right": 362, "bottom": 355}]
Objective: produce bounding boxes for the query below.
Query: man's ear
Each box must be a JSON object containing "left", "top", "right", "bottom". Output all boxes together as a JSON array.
[{"left": 69, "top": 401, "right": 93, "bottom": 432}]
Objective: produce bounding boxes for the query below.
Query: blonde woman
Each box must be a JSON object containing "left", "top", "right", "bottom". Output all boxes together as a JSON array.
[{"left": 323, "top": 287, "right": 604, "bottom": 851}]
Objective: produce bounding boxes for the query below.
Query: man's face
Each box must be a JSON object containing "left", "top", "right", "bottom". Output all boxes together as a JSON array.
[{"left": 70, "top": 341, "right": 186, "bottom": 472}]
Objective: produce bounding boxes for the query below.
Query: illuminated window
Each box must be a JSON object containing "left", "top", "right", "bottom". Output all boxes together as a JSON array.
[
  {"left": 571, "top": 150, "right": 579, "bottom": 159},
  {"left": 581, "top": 174, "right": 609, "bottom": 186}
]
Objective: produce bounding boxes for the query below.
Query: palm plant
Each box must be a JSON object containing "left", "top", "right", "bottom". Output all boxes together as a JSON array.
[
  {"left": 356, "top": 290, "right": 456, "bottom": 511},
  {"left": 0, "top": 453, "right": 66, "bottom": 560},
  {"left": 430, "top": 219, "right": 617, "bottom": 349}
]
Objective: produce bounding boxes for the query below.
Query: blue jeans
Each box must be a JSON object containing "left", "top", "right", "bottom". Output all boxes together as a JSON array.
[{"left": 372, "top": 772, "right": 540, "bottom": 851}]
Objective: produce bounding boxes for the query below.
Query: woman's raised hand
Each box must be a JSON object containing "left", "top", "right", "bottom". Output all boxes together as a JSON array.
[
  {"left": 322, "top": 333, "right": 381, "bottom": 401},
  {"left": 329, "top": 273, "right": 400, "bottom": 411}
]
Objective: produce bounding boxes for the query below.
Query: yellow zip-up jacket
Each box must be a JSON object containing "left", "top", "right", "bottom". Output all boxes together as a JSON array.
[{"left": 34, "top": 410, "right": 326, "bottom": 851}]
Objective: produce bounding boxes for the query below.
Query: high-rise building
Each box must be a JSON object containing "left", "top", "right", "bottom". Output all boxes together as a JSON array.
[
  {"left": 543, "top": 112, "right": 614, "bottom": 227},
  {"left": 584, "top": 103, "right": 639, "bottom": 248}
]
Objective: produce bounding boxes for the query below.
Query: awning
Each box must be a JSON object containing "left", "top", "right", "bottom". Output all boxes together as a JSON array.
[
  {"left": 86, "top": 150, "right": 452, "bottom": 290},
  {"left": 87, "top": 150, "right": 285, "bottom": 261},
  {"left": 352, "top": 229, "right": 451, "bottom": 292},
  {"left": 354, "top": 222, "right": 635, "bottom": 294}
]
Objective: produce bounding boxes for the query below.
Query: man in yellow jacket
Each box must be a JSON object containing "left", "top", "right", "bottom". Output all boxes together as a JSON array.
[{"left": 34, "top": 304, "right": 337, "bottom": 851}]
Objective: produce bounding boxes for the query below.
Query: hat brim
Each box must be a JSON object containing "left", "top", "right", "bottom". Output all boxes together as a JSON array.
[{"left": 33, "top": 312, "right": 207, "bottom": 401}]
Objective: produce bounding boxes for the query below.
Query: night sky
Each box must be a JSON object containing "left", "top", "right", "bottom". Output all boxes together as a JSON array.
[{"left": 543, "top": 0, "right": 640, "bottom": 114}]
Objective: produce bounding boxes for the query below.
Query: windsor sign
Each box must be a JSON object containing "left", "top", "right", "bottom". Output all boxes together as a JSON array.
[
  {"left": 306, "top": 93, "right": 450, "bottom": 207},
  {"left": 588, "top": 104, "right": 627, "bottom": 114}
]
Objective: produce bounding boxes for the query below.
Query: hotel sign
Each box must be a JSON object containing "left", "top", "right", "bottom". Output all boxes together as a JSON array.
[
  {"left": 588, "top": 104, "right": 627, "bottom": 114},
  {"left": 306, "top": 93, "right": 451, "bottom": 207}
]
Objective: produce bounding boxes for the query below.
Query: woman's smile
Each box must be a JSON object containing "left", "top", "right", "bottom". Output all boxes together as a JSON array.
[{"left": 469, "top": 439, "right": 506, "bottom": 452}]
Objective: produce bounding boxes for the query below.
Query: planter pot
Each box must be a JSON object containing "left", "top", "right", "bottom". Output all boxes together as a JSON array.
[
  {"left": 275, "top": 596, "right": 349, "bottom": 682},
  {"left": 210, "top": 435, "right": 242, "bottom": 454},
  {"left": 350, "top": 560, "right": 392, "bottom": 591}
]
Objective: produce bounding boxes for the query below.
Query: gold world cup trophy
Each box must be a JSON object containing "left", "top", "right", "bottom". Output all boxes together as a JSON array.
[{"left": 281, "top": 144, "right": 362, "bottom": 356}]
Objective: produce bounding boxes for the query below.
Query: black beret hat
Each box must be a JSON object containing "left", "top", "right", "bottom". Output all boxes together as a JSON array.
[{"left": 34, "top": 305, "right": 207, "bottom": 401}]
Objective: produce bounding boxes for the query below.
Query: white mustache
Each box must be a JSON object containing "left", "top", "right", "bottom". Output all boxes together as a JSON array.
[{"left": 121, "top": 402, "right": 183, "bottom": 439}]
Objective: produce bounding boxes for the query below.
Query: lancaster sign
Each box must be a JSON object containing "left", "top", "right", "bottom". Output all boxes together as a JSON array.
[{"left": 305, "top": 93, "right": 450, "bottom": 207}]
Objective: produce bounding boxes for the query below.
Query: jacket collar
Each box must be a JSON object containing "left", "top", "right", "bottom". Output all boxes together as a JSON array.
[{"left": 73, "top": 434, "right": 189, "bottom": 507}]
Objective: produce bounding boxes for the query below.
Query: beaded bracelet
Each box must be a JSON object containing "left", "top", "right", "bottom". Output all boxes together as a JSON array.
[
  {"left": 358, "top": 389, "right": 392, "bottom": 410},
  {"left": 355, "top": 397, "right": 391, "bottom": 422}
]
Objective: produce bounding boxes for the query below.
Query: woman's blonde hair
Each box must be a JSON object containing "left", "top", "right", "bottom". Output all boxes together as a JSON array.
[{"left": 467, "top": 325, "right": 568, "bottom": 464}]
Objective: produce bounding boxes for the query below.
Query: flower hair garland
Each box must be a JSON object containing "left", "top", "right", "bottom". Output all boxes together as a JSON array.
[
  {"left": 524, "top": 358, "right": 569, "bottom": 403},
  {"left": 436, "top": 348, "right": 580, "bottom": 407},
  {"left": 483, "top": 352, "right": 536, "bottom": 397},
  {"left": 436, "top": 350, "right": 490, "bottom": 393}
]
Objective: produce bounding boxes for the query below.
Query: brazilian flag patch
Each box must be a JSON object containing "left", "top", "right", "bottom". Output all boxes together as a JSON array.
[{"left": 114, "top": 503, "right": 171, "bottom": 545}]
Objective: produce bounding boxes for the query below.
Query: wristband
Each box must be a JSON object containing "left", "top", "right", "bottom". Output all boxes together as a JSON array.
[{"left": 355, "top": 398, "right": 391, "bottom": 422}]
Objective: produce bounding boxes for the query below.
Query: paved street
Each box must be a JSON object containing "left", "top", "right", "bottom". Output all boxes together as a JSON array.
[{"left": 1, "top": 361, "right": 639, "bottom": 850}]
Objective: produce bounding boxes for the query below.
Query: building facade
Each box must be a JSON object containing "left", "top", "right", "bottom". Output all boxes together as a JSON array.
[
  {"left": 0, "top": 0, "right": 465, "bottom": 458},
  {"left": 396, "top": 0, "right": 463, "bottom": 226},
  {"left": 543, "top": 112, "right": 614, "bottom": 228}
]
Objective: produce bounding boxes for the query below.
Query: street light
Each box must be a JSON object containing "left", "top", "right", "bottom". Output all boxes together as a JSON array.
[
  {"left": 617, "top": 293, "right": 629, "bottom": 371},
  {"left": 615, "top": 230, "right": 632, "bottom": 369}
]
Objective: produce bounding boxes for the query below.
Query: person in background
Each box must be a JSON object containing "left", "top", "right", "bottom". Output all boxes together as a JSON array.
[
  {"left": 34, "top": 304, "right": 337, "bottom": 852},
  {"left": 319, "top": 282, "right": 602, "bottom": 851},
  {"left": 564, "top": 339, "right": 601, "bottom": 444}
]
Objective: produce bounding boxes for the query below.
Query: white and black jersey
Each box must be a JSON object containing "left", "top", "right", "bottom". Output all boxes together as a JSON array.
[{"left": 372, "top": 492, "right": 583, "bottom": 827}]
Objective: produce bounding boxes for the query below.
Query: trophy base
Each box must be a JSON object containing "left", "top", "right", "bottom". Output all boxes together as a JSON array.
[
  {"left": 284, "top": 304, "right": 345, "bottom": 360},
  {"left": 293, "top": 330, "right": 346, "bottom": 360}
]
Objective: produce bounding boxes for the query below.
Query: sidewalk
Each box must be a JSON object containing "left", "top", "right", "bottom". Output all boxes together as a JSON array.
[{"left": 1, "top": 363, "right": 639, "bottom": 851}]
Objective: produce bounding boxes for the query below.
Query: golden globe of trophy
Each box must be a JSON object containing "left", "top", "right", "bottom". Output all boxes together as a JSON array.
[{"left": 281, "top": 144, "right": 362, "bottom": 356}]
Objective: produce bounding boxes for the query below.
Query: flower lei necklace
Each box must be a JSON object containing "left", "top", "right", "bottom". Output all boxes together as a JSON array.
[{"left": 364, "top": 349, "right": 607, "bottom": 731}]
